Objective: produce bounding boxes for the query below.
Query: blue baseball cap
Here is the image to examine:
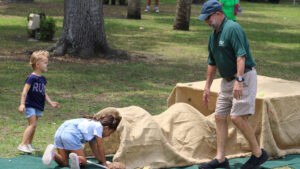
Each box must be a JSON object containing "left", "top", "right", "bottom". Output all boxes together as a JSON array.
[{"left": 198, "top": 0, "right": 222, "bottom": 20}]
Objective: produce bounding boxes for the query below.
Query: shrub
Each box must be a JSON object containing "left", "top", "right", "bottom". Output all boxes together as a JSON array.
[{"left": 38, "top": 17, "right": 56, "bottom": 41}]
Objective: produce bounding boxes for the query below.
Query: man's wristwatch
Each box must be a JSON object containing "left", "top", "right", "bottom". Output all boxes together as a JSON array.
[{"left": 236, "top": 76, "right": 244, "bottom": 82}]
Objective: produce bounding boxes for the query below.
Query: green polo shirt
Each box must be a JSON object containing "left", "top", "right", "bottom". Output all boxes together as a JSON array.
[{"left": 207, "top": 17, "right": 256, "bottom": 78}]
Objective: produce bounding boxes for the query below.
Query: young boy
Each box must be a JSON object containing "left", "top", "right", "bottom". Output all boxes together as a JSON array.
[{"left": 18, "top": 50, "right": 59, "bottom": 153}]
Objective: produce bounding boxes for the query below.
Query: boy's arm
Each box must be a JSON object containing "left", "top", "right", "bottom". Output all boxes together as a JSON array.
[
  {"left": 88, "top": 140, "right": 102, "bottom": 163},
  {"left": 45, "top": 93, "right": 59, "bottom": 108},
  {"left": 18, "top": 84, "right": 31, "bottom": 114},
  {"left": 94, "top": 136, "right": 107, "bottom": 166}
]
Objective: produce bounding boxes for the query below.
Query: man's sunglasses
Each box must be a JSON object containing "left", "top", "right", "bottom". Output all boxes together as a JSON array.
[{"left": 206, "top": 12, "right": 216, "bottom": 20}]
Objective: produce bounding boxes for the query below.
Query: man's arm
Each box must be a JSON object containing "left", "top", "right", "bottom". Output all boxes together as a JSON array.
[
  {"left": 203, "top": 65, "right": 217, "bottom": 106},
  {"left": 233, "top": 56, "right": 245, "bottom": 100}
]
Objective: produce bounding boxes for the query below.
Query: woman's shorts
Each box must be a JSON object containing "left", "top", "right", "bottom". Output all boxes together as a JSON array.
[
  {"left": 25, "top": 107, "right": 43, "bottom": 118},
  {"left": 54, "top": 120, "right": 84, "bottom": 150}
]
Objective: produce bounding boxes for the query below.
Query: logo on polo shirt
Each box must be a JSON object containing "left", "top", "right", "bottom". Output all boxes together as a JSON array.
[{"left": 219, "top": 40, "right": 224, "bottom": 46}]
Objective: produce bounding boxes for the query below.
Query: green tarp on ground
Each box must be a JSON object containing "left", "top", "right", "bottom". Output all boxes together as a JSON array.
[
  {"left": 167, "top": 154, "right": 300, "bottom": 169},
  {"left": 0, "top": 155, "right": 105, "bottom": 169},
  {"left": 1, "top": 154, "right": 299, "bottom": 169}
]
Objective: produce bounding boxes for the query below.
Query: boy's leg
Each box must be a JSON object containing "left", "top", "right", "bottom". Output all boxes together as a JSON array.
[
  {"left": 42, "top": 144, "right": 55, "bottom": 165},
  {"left": 20, "top": 115, "right": 38, "bottom": 146},
  {"left": 28, "top": 116, "right": 39, "bottom": 144},
  {"left": 54, "top": 148, "right": 69, "bottom": 166},
  {"left": 70, "top": 149, "right": 87, "bottom": 166}
]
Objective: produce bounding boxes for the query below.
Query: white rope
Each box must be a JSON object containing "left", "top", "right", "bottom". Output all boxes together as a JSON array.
[{"left": 86, "top": 160, "right": 108, "bottom": 169}]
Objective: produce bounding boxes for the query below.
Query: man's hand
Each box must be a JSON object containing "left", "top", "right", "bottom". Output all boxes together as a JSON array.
[
  {"left": 233, "top": 81, "right": 243, "bottom": 100},
  {"left": 203, "top": 88, "right": 210, "bottom": 106}
]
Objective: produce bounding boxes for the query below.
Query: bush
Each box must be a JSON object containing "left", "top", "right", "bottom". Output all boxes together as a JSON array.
[
  {"left": 38, "top": 17, "right": 56, "bottom": 41},
  {"left": 26, "top": 11, "right": 56, "bottom": 41}
]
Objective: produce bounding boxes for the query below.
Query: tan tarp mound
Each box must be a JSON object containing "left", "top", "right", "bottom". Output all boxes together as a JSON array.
[
  {"left": 94, "top": 104, "right": 219, "bottom": 169},
  {"left": 85, "top": 76, "right": 300, "bottom": 168},
  {"left": 167, "top": 75, "right": 300, "bottom": 158}
]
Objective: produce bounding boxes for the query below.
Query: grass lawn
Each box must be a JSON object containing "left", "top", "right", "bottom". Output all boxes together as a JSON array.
[{"left": 0, "top": 1, "right": 299, "bottom": 168}]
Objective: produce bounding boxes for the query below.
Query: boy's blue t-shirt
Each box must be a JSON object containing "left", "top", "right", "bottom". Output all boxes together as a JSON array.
[{"left": 25, "top": 74, "right": 47, "bottom": 111}]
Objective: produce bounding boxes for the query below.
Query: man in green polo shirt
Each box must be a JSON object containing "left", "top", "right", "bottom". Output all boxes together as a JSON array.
[{"left": 197, "top": 0, "right": 269, "bottom": 169}]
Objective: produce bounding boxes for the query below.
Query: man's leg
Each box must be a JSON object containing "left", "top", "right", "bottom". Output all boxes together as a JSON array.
[
  {"left": 231, "top": 69, "right": 261, "bottom": 157},
  {"left": 230, "top": 69, "right": 268, "bottom": 169},
  {"left": 198, "top": 79, "right": 232, "bottom": 169},
  {"left": 231, "top": 115, "right": 269, "bottom": 169},
  {"left": 145, "top": 0, "right": 151, "bottom": 12},
  {"left": 198, "top": 116, "right": 231, "bottom": 169},
  {"left": 215, "top": 114, "right": 228, "bottom": 162},
  {"left": 230, "top": 115, "right": 261, "bottom": 156},
  {"left": 155, "top": 0, "right": 159, "bottom": 7},
  {"left": 154, "top": 0, "right": 159, "bottom": 13}
]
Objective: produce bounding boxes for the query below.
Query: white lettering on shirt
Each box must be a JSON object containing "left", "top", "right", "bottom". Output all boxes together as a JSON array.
[{"left": 33, "top": 83, "right": 39, "bottom": 92}]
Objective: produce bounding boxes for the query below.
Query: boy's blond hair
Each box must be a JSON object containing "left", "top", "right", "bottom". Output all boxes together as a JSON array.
[{"left": 30, "top": 50, "right": 49, "bottom": 70}]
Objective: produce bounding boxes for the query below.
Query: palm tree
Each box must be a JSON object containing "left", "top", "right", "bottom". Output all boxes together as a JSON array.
[
  {"left": 127, "top": 0, "right": 141, "bottom": 19},
  {"left": 173, "top": 0, "right": 192, "bottom": 31}
]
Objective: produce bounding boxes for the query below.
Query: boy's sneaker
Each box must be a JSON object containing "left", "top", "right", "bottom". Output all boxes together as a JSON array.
[
  {"left": 42, "top": 144, "right": 55, "bottom": 165},
  {"left": 27, "top": 144, "right": 36, "bottom": 152},
  {"left": 69, "top": 153, "right": 80, "bottom": 169},
  {"left": 155, "top": 7, "right": 159, "bottom": 13},
  {"left": 17, "top": 145, "right": 32, "bottom": 153},
  {"left": 145, "top": 6, "right": 150, "bottom": 12},
  {"left": 198, "top": 158, "right": 230, "bottom": 169},
  {"left": 241, "top": 149, "right": 269, "bottom": 169}
]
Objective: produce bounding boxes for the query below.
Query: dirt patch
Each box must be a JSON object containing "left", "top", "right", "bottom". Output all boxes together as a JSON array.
[
  {"left": 1, "top": 49, "right": 165, "bottom": 66},
  {"left": 0, "top": 0, "right": 10, "bottom": 6}
]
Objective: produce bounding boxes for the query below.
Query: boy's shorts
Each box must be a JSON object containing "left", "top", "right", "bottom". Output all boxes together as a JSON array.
[
  {"left": 54, "top": 120, "right": 84, "bottom": 150},
  {"left": 25, "top": 107, "right": 43, "bottom": 118},
  {"left": 215, "top": 69, "right": 257, "bottom": 116}
]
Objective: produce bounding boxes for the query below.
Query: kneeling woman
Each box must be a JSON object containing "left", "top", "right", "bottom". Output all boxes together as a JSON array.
[{"left": 42, "top": 113, "right": 121, "bottom": 169}]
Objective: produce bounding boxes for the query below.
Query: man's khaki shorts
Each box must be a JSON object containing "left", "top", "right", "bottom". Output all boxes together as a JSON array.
[{"left": 215, "top": 69, "right": 257, "bottom": 116}]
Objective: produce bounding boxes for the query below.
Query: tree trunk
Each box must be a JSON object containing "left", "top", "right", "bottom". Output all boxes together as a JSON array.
[
  {"left": 173, "top": 0, "right": 192, "bottom": 31},
  {"left": 52, "top": 0, "right": 110, "bottom": 57},
  {"left": 127, "top": 0, "right": 141, "bottom": 19}
]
